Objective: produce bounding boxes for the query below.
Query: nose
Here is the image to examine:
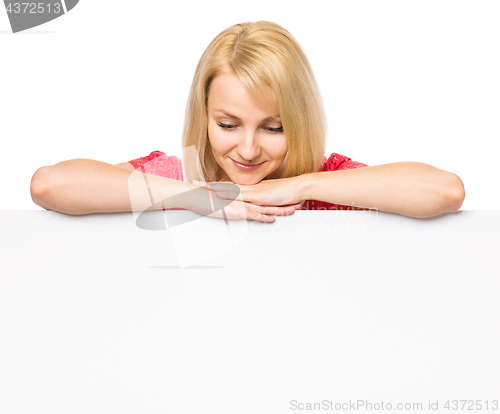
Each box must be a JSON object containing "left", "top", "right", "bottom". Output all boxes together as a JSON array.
[{"left": 236, "top": 129, "right": 261, "bottom": 162}]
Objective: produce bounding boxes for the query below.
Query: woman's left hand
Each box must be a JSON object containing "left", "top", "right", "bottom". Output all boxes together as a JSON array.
[{"left": 192, "top": 176, "right": 306, "bottom": 208}]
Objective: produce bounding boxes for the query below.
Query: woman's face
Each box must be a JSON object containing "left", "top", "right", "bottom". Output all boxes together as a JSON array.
[{"left": 207, "top": 71, "right": 288, "bottom": 185}]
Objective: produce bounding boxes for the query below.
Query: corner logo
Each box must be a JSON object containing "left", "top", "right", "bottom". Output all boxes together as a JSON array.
[
  {"left": 3, "top": 1, "right": 79, "bottom": 33},
  {"left": 128, "top": 146, "right": 249, "bottom": 268}
]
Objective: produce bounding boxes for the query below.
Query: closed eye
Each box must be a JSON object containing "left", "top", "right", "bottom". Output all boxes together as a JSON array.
[
  {"left": 217, "top": 122, "right": 237, "bottom": 130},
  {"left": 217, "top": 122, "right": 283, "bottom": 133},
  {"left": 265, "top": 126, "right": 284, "bottom": 133}
]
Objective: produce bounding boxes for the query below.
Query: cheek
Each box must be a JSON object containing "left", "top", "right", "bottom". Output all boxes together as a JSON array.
[
  {"left": 207, "top": 124, "right": 220, "bottom": 151},
  {"left": 208, "top": 125, "right": 231, "bottom": 155},
  {"left": 268, "top": 137, "right": 288, "bottom": 160}
]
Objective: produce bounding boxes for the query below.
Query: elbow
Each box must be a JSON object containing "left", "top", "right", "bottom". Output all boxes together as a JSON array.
[
  {"left": 30, "top": 167, "right": 53, "bottom": 211},
  {"left": 30, "top": 167, "right": 48, "bottom": 194},
  {"left": 443, "top": 174, "right": 465, "bottom": 213},
  {"left": 412, "top": 174, "right": 465, "bottom": 219}
]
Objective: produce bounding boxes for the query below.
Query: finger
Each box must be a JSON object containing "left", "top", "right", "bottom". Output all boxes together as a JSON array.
[
  {"left": 245, "top": 201, "right": 298, "bottom": 212},
  {"left": 208, "top": 198, "right": 273, "bottom": 223},
  {"left": 215, "top": 188, "right": 251, "bottom": 203},
  {"left": 275, "top": 202, "right": 303, "bottom": 209},
  {"left": 245, "top": 208, "right": 275, "bottom": 223},
  {"left": 268, "top": 206, "right": 297, "bottom": 216},
  {"left": 214, "top": 191, "right": 238, "bottom": 200},
  {"left": 250, "top": 204, "right": 297, "bottom": 216}
]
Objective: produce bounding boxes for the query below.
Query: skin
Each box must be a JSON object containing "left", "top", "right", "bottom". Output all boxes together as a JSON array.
[
  {"left": 207, "top": 71, "right": 288, "bottom": 186},
  {"left": 183, "top": 70, "right": 301, "bottom": 222},
  {"left": 196, "top": 72, "right": 466, "bottom": 219}
]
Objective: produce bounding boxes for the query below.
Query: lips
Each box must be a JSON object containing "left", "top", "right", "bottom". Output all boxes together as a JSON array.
[
  {"left": 232, "top": 159, "right": 263, "bottom": 167},
  {"left": 231, "top": 158, "right": 265, "bottom": 171}
]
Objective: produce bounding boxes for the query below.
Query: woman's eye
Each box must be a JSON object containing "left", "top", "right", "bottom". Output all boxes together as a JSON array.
[
  {"left": 216, "top": 122, "right": 283, "bottom": 133},
  {"left": 265, "top": 126, "right": 284, "bottom": 133},
  {"left": 217, "top": 122, "right": 237, "bottom": 130}
]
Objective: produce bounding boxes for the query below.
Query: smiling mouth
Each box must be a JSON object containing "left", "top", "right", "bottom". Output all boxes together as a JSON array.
[
  {"left": 230, "top": 158, "right": 265, "bottom": 171},
  {"left": 231, "top": 159, "right": 264, "bottom": 167}
]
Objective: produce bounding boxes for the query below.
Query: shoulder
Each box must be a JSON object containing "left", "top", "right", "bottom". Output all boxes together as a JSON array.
[
  {"left": 127, "top": 150, "right": 168, "bottom": 165},
  {"left": 127, "top": 150, "right": 166, "bottom": 166},
  {"left": 127, "top": 150, "right": 183, "bottom": 180},
  {"left": 319, "top": 153, "right": 369, "bottom": 172}
]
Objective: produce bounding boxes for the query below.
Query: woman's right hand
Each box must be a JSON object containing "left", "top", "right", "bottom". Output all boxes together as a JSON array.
[{"left": 182, "top": 185, "right": 301, "bottom": 223}]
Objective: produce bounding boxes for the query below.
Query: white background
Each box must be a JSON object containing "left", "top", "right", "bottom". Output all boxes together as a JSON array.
[{"left": 1, "top": 0, "right": 499, "bottom": 210}]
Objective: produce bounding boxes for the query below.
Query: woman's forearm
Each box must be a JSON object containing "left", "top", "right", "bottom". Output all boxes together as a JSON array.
[
  {"left": 30, "top": 159, "right": 195, "bottom": 215},
  {"left": 298, "top": 162, "right": 465, "bottom": 218}
]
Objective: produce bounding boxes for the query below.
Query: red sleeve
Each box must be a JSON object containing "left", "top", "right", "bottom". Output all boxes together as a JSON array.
[
  {"left": 300, "top": 153, "right": 369, "bottom": 211},
  {"left": 127, "top": 150, "right": 166, "bottom": 173},
  {"left": 127, "top": 150, "right": 183, "bottom": 181},
  {"left": 127, "top": 151, "right": 186, "bottom": 212},
  {"left": 319, "top": 153, "right": 369, "bottom": 172}
]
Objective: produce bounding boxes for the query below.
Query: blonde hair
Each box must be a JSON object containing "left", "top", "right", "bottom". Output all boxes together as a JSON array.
[{"left": 182, "top": 20, "right": 326, "bottom": 183}]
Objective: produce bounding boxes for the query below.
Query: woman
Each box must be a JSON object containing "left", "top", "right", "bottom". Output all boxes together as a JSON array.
[{"left": 30, "top": 21, "right": 465, "bottom": 221}]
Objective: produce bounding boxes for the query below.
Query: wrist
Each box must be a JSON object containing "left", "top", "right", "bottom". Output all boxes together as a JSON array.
[
  {"left": 296, "top": 172, "right": 317, "bottom": 201},
  {"left": 175, "top": 181, "right": 199, "bottom": 211},
  {"left": 148, "top": 176, "right": 197, "bottom": 210}
]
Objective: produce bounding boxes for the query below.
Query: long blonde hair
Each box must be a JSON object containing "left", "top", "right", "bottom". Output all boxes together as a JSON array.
[{"left": 182, "top": 21, "right": 326, "bottom": 183}]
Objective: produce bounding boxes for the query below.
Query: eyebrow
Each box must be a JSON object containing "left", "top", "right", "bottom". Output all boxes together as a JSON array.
[{"left": 214, "top": 109, "right": 280, "bottom": 122}]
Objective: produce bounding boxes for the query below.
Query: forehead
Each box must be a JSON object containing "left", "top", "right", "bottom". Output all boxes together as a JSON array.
[{"left": 207, "top": 72, "right": 278, "bottom": 116}]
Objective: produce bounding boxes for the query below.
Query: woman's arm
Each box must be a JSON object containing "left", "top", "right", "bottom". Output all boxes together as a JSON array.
[
  {"left": 298, "top": 162, "right": 465, "bottom": 218},
  {"left": 30, "top": 159, "right": 300, "bottom": 221},
  {"left": 30, "top": 159, "right": 195, "bottom": 215}
]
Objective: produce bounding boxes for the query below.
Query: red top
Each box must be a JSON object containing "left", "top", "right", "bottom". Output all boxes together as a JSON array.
[{"left": 127, "top": 151, "right": 369, "bottom": 211}]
